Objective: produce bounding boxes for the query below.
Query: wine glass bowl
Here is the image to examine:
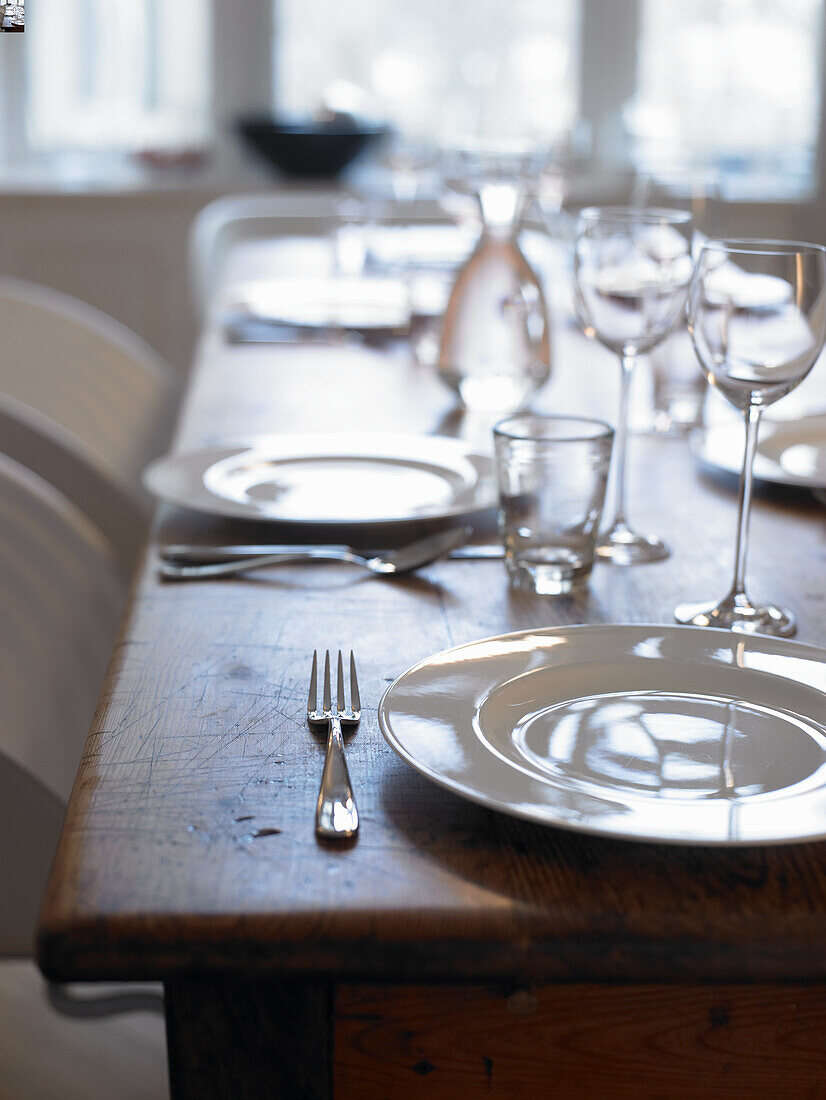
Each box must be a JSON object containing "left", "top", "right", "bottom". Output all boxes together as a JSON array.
[
  {"left": 576, "top": 239, "right": 693, "bottom": 354},
  {"left": 689, "top": 243, "right": 820, "bottom": 409},
  {"left": 573, "top": 206, "right": 694, "bottom": 564},
  {"left": 676, "top": 238, "right": 826, "bottom": 636}
]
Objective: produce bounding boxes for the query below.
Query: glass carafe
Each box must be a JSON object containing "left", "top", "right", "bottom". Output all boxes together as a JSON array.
[{"left": 438, "top": 153, "right": 551, "bottom": 414}]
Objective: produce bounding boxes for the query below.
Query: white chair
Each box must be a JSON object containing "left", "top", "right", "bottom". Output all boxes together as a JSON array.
[
  {"left": 0, "top": 276, "right": 179, "bottom": 491},
  {"left": 0, "top": 392, "right": 146, "bottom": 571},
  {"left": 0, "top": 456, "right": 165, "bottom": 1095},
  {"left": 189, "top": 191, "right": 450, "bottom": 315},
  {"left": 0, "top": 454, "right": 125, "bottom": 955},
  {"left": 189, "top": 191, "right": 345, "bottom": 314}
]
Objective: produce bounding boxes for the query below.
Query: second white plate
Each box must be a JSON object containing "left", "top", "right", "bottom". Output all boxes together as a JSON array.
[
  {"left": 143, "top": 433, "right": 495, "bottom": 525},
  {"left": 693, "top": 413, "right": 826, "bottom": 490},
  {"left": 222, "top": 276, "right": 412, "bottom": 335}
]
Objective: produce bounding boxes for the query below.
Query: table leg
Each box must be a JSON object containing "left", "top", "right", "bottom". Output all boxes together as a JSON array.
[{"left": 164, "top": 977, "right": 333, "bottom": 1100}]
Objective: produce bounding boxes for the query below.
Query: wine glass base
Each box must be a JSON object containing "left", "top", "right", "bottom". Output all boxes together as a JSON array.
[
  {"left": 595, "top": 526, "right": 670, "bottom": 566},
  {"left": 674, "top": 598, "right": 796, "bottom": 637}
]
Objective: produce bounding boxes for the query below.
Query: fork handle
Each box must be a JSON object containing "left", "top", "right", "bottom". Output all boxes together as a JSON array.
[
  {"left": 316, "top": 716, "right": 358, "bottom": 839},
  {"left": 160, "top": 549, "right": 363, "bottom": 581}
]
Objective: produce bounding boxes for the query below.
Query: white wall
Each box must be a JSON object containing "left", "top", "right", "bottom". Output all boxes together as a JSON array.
[{"left": 0, "top": 188, "right": 220, "bottom": 375}]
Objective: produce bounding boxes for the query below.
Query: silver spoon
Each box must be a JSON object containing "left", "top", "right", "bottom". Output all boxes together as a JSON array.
[{"left": 158, "top": 526, "right": 472, "bottom": 581}]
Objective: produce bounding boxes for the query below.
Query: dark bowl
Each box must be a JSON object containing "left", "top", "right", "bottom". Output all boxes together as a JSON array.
[{"left": 237, "top": 116, "right": 387, "bottom": 179}]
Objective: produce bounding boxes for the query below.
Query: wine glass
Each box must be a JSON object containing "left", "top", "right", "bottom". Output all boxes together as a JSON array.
[
  {"left": 573, "top": 206, "right": 694, "bottom": 564},
  {"left": 675, "top": 238, "right": 826, "bottom": 636}
]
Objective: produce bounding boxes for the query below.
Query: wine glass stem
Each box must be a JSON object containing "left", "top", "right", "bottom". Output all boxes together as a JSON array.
[
  {"left": 727, "top": 404, "right": 762, "bottom": 602},
  {"left": 609, "top": 353, "right": 635, "bottom": 530}
]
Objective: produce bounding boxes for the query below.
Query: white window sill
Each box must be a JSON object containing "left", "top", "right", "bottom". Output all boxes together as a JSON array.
[{"left": 0, "top": 151, "right": 278, "bottom": 197}]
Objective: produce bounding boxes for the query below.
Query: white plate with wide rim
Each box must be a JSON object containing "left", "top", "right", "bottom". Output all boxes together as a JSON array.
[
  {"left": 692, "top": 413, "right": 826, "bottom": 490},
  {"left": 221, "top": 276, "right": 412, "bottom": 336},
  {"left": 379, "top": 625, "right": 826, "bottom": 846},
  {"left": 143, "top": 434, "right": 495, "bottom": 525}
]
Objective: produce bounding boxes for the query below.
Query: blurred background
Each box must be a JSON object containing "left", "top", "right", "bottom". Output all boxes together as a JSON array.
[{"left": 1, "top": 0, "right": 823, "bottom": 377}]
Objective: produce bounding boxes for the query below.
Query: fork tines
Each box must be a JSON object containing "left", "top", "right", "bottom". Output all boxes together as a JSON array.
[
  {"left": 349, "top": 650, "right": 360, "bottom": 715},
  {"left": 308, "top": 649, "right": 360, "bottom": 721}
]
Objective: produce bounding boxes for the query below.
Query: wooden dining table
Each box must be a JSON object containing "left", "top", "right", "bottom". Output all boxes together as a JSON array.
[{"left": 37, "top": 234, "right": 826, "bottom": 1099}]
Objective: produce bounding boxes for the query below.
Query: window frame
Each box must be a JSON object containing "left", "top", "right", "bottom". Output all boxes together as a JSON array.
[{"left": 2, "top": 0, "right": 825, "bottom": 232}]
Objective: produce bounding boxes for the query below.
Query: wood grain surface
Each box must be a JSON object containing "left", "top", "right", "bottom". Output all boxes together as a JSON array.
[
  {"left": 37, "top": 322, "right": 826, "bottom": 994},
  {"left": 334, "top": 983, "right": 826, "bottom": 1098}
]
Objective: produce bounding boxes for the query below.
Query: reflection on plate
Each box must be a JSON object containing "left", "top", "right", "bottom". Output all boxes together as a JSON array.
[
  {"left": 379, "top": 625, "right": 826, "bottom": 846},
  {"left": 142, "top": 434, "right": 495, "bottom": 525},
  {"left": 221, "top": 276, "right": 411, "bottom": 335},
  {"left": 692, "top": 413, "right": 826, "bottom": 490}
]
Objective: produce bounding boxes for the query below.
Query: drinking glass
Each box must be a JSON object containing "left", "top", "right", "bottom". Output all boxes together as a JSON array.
[
  {"left": 381, "top": 132, "right": 437, "bottom": 203},
  {"left": 533, "top": 133, "right": 576, "bottom": 237},
  {"left": 573, "top": 206, "right": 694, "bottom": 564},
  {"left": 493, "top": 415, "right": 614, "bottom": 595},
  {"left": 634, "top": 171, "right": 722, "bottom": 239},
  {"left": 675, "top": 238, "right": 826, "bottom": 636},
  {"left": 635, "top": 173, "right": 723, "bottom": 433}
]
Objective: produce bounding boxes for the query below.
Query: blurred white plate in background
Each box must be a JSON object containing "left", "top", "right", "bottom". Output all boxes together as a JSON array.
[
  {"left": 692, "top": 413, "right": 826, "bottom": 490},
  {"left": 222, "top": 276, "right": 412, "bottom": 335}
]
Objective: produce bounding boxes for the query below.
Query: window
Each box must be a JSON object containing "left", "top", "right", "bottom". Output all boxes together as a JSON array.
[
  {"left": 4, "top": 0, "right": 825, "bottom": 201},
  {"left": 26, "top": 0, "right": 210, "bottom": 153},
  {"left": 628, "top": 0, "right": 824, "bottom": 197},
  {"left": 273, "top": 0, "right": 580, "bottom": 144},
  {"left": 273, "top": 0, "right": 826, "bottom": 199}
]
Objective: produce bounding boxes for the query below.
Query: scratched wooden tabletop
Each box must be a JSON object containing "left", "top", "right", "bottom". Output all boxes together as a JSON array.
[{"left": 37, "top": 316, "right": 826, "bottom": 987}]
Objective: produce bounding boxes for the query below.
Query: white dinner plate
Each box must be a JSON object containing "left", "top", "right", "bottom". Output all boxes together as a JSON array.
[
  {"left": 221, "top": 276, "right": 411, "bottom": 335},
  {"left": 379, "top": 625, "right": 826, "bottom": 846},
  {"left": 142, "top": 434, "right": 495, "bottom": 525},
  {"left": 692, "top": 413, "right": 826, "bottom": 490},
  {"left": 366, "top": 224, "right": 477, "bottom": 271}
]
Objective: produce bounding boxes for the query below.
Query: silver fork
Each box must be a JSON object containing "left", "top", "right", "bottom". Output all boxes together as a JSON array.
[{"left": 307, "top": 650, "right": 360, "bottom": 839}]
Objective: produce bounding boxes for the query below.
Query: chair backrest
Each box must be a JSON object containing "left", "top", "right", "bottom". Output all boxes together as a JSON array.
[
  {"left": 189, "top": 191, "right": 451, "bottom": 314},
  {"left": 0, "top": 392, "right": 148, "bottom": 572},
  {"left": 0, "top": 276, "right": 179, "bottom": 488},
  {"left": 0, "top": 455, "right": 125, "bottom": 955},
  {"left": 189, "top": 191, "right": 345, "bottom": 314}
]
